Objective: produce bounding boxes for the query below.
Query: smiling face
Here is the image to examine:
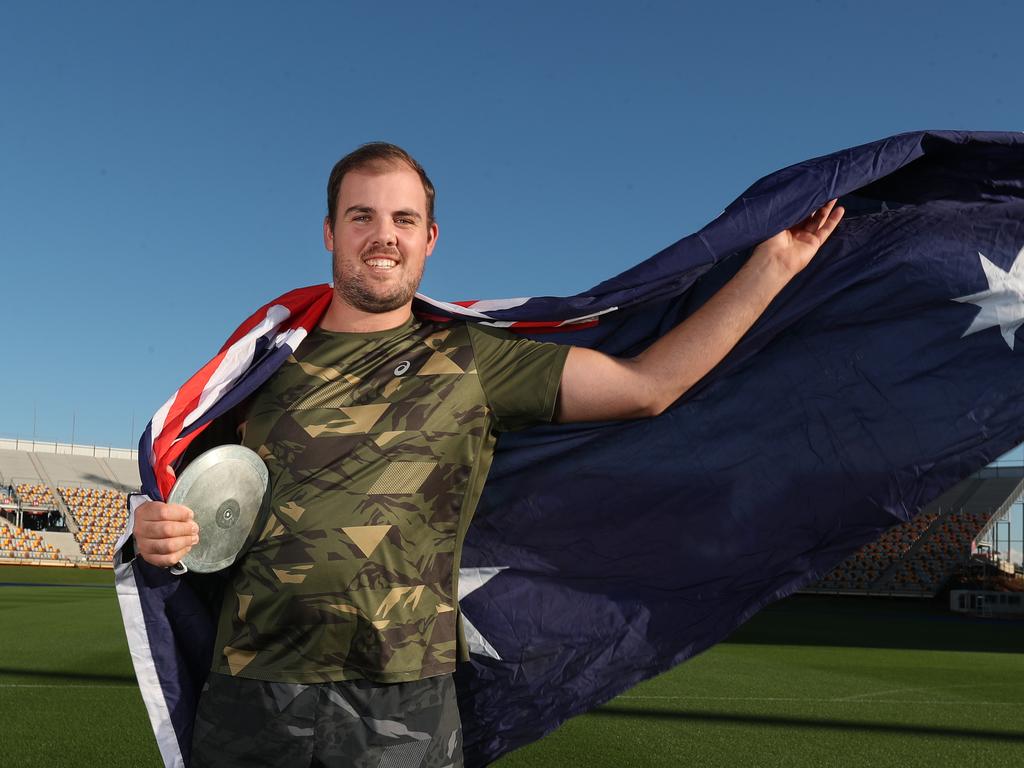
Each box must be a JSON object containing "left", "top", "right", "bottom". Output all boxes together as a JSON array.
[{"left": 323, "top": 163, "right": 439, "bottom": 327}]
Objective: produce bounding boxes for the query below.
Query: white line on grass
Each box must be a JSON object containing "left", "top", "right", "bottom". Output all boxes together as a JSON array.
[
  {"left": 834, "top": 687, "right": 923, "bottom": 701},
  {"left": 616, "top": 695, "right": 1021, "bottom": 706},
  {"left": 833, "top": 680, "right": 1020, "bottom": 702}
]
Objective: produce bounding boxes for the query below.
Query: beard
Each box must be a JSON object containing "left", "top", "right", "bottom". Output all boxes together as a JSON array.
[{"left": 332, "top": 244, "right": 424, "bottom": 314}]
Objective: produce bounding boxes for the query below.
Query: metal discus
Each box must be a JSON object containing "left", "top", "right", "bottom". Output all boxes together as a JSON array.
[{"left": 167, "top": 444, "right": 270, "bottom": 573}]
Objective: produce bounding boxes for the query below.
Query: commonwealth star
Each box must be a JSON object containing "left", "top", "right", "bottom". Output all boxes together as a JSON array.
[{"left": 953, "top": 245, "right": 1024, "bottom": 350}]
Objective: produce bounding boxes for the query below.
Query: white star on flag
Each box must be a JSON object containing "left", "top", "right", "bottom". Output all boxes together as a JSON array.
[
  {"left": 953, "top": 245, "right": 1024, "bottom": 350},
  {"left": 458, "top": 566, "right": 507, "bottom": 659}
]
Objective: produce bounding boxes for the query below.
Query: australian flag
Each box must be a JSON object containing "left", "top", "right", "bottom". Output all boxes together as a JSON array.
[{"left": 115, "top": 130, "right": 1024, "bottom": 767}]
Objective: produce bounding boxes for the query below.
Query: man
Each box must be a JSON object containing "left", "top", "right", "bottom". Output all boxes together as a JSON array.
[{"left": 132, "top": 143, "right": 842, "bottom": 767}]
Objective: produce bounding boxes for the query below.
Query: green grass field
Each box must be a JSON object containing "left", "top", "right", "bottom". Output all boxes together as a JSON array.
[{"left": 1, "top": 564, "right": 1022, "bottom": 767}]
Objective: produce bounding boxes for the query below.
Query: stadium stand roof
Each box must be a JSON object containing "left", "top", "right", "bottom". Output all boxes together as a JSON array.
[{"left": 0, "top": 439, "right": 139, "bottom": 492}]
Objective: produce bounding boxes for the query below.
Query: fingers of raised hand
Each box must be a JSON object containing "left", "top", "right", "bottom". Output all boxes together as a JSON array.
[
  {"left": 797, "top": 199, "right": 835, "bottom": 233},
  {"left": 796, "top": 200, "right": 844, "bottom": 243},
  {"left": 813, "top": 199, "right": 838, "bottom": 230},
  {"left": 817, "top": 201, "right": 844, "bottom": 240}
]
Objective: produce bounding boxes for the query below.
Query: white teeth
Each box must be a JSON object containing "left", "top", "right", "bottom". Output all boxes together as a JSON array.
[{"left": 366, "top": 259, "right": 397, "bottom": 269}]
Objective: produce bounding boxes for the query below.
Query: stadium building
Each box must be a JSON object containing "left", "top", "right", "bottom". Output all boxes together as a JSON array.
[
  {"left": 0, "top": 438, "right": 138, "bottom": 567},
  {"left": 802, "top": 456, "right": 1024, "bottom": 610}
]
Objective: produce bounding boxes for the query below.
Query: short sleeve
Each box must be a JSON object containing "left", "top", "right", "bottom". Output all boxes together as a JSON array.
[{"left": 467, "top": 324, "right": 570, "bottom": 432}]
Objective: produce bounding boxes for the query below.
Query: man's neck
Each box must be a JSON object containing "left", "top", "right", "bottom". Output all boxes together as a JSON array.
[{"left": 318, "top": 296, "right": 413, "bottom": 333}]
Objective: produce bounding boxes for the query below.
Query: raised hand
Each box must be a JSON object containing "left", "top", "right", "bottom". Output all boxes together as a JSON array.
[
  {"left": 751, "top": 199, "right": 845, "bottom": 276},
  {"left": 557, "top": 198, "right": 848, "bottom": 422}
]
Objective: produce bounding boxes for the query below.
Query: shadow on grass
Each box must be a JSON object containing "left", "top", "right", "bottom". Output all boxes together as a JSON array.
[
  {"left": 0, "top": 667, "right": 135, "bottom": 684},
  {"left": 593, "top": 706, "right": 1024, "bottom": 743}
]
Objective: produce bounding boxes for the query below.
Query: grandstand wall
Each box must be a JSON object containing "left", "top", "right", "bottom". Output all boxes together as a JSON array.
[
  {"left": 0, "top": 437, "right": 137, "bottom": 461},
  {"left": 950, "top": 589, "right": 1024, "bottom": 617}
]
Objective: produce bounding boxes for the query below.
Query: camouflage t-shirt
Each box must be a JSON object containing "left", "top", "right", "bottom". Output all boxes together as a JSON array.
[{"left": 212, "top": 317, "right": 569, "bottom": 684}]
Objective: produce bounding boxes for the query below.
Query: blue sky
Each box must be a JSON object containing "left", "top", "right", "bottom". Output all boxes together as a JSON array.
[{"left": 1, "top": 0, "right": 1021, "bottom": 449}]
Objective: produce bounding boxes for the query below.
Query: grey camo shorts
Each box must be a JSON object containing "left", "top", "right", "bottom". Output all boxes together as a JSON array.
[{"left": 190, "top": 671, "right": 463, "bottom": 768}]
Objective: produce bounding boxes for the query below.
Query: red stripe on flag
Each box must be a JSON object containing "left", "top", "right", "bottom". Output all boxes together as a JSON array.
[
  {"left": 151, "top": 350, "right": 232, "bottom": 495},
  {"left": 220, "top": 284, "right": 332, "bottom": 351},
  {"left": 153, "top": 285, "right": 334, "bottom": 498},
  {"left": 508, "top": 319, "right": 600, "bottom": 334}
]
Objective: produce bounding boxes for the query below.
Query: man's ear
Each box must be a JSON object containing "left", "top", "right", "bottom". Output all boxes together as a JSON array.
[
  {"left": 426, "top": 221, "right": 439, "bottom": 257},
  {"left": 323, "top": 217, "right": 334, "bottom": 251}
]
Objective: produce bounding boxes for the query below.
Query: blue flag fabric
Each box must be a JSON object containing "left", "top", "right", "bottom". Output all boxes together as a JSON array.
[
  {"left": 117, "top": 130, "right": 1024, "bottom": 767},
  {"left": 454, "top": 130, "right": 1024, "bottom": 764}
]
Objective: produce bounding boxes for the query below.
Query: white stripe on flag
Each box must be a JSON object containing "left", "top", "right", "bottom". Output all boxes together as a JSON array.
[
  {"left": 149, "top": 389, "right": 178, "bottom": 448},
  {"left": 182, "top": 304, "right": 290, "bottom": 430},
  {"left": 414, "top": 294, "right": 496, "bottom": 319},
  {"left": 460, "top": 296, "right": 531, "bottom": 312},
  {"left": 556, "top": 305, "right": 619, "bottom": 326},
  {"left": 114, "top": 556, "right": 185, "bottom": 768},
  {"left": 273, "top": 325, "right": 308, "bottom": 351}
]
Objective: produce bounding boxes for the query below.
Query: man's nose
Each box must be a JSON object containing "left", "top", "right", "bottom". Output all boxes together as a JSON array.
[{"left": 373, "top": 221, "right": 397, "bottom": 247}]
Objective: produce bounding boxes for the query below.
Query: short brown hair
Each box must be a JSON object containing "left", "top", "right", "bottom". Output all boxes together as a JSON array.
[{"left": 326, "top": 142, "right": 436, "bottom": 229}]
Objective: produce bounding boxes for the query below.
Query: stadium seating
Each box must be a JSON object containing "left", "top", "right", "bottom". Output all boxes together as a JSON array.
[
  {"left": 15, "top": 482, "right": 56, "bottom": 508},
  {"left": 0, "top": 524, "right": 65, "bottom": 561},
  {"left": 812, "top": 511, "right": 939, "bottom": 592},
  {"left": 58, "top": 486, "right": 127, "bottom": 563},
  {"left": 811, "top": 508, "right": 996, "bottom": 595},
  {"left": 886, "top": 510, "right": 992, "bottom": 593}
]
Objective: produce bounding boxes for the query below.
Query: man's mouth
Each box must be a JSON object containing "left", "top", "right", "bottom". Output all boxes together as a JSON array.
[
  {"left": 362, "top": 250, "right": 401, "bottom": 272},
  {"left": 364, "top": 252, "right": 400, "bottom": 271}
]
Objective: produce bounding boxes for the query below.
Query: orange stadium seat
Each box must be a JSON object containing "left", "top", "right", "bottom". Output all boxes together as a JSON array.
[
  {"left": 48, "top": 486, "right": 127, "bottom": 563},
  {"left": 810, "top": 506, "right": 985, "bottom": 595}
]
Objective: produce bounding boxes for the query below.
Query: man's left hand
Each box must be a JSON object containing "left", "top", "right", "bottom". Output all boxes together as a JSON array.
[{"left": 749, "top": 199, "right": 844, "bottom": 276}]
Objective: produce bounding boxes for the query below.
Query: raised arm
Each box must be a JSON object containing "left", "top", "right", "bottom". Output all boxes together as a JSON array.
[{"left": 556, "top": 200, "right": 844, "bottom": 423}]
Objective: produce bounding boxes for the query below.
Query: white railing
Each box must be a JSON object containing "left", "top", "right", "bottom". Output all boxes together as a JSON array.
[{"left": 0, "top": 438, "right": 137, "bottom": 461}]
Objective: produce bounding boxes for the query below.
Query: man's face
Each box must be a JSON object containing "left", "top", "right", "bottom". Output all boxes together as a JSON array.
[{"left": 324, "top": 165, "right": 438, "bottom": 315}]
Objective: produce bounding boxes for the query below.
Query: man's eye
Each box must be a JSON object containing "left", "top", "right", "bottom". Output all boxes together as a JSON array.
[
  {"left": 353, "top": 215, "right": 370, "bottom": 222},
  {"left": 397, "top": 218, "right": 414, "bottom": 225}
]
